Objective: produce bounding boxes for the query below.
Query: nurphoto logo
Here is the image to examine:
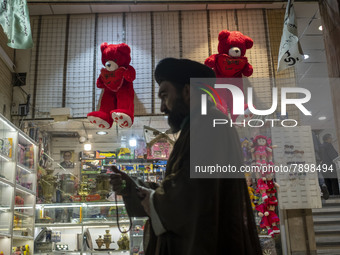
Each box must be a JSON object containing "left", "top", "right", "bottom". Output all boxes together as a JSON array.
[{"left": 200, "top": 83, "right": 312, "bottom": 128}]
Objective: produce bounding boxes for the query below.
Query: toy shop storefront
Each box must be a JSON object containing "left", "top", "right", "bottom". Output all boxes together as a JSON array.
[{"left": 1, "top": 0, "right": 340, "bottom": 254}]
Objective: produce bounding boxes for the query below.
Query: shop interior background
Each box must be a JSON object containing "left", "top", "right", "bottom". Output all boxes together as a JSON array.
[
  {"left": 0, "top": 1, "right": 339, "bottom": 254},
  {"left": 1, "top": 2, "right": 335, "bottom": 151}
]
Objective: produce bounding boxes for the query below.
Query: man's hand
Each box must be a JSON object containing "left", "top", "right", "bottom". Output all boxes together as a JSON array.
[
  {"left": 137, "top": 186, "right": 152, "bottom": 216},
  {"left": 110, "top": 166, "right": 134, "bottom": 195}
]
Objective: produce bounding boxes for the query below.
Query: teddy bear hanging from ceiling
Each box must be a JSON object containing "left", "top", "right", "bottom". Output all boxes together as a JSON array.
[
  {"left": 205, "top": 30, "right": 254, "bottom": 122},
  {"left": 88, "top": 42, "right": 136, "bottom": 129}
]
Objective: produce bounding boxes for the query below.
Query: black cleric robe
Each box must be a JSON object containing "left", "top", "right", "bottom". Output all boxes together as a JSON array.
[{"left": 121, "top": 106, "right": 262, "bottom": 255}]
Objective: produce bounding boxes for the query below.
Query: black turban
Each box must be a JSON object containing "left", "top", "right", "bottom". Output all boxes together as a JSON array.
[{"left": 154, "top": 58, "right": 216, "bottom": 90}]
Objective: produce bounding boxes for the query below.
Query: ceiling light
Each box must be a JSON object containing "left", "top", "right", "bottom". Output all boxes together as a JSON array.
[
  {"left": 96, "top": 131, "right": 108, "bottom": 135},
  {"left": 129, "top": 137, "right": 137, "bottom": 147},
  {"left": 318, "top": 25, "right": 323, "bottom": 31},
  {"left": 318, "top": 116, "right": 326, "bottom": 120},
  {"left": 84, "top": 143, "right": 92, "bottom": 151},
  {"left": 304, "top": 54, "right": 310, "bottom": 60}
]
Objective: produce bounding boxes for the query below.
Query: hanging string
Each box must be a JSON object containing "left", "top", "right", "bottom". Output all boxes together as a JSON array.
[
  {"left": 115, "top": 192, "right": 132, "bottom": 233},
  {"left": 298, "top": 8, "right": 320, "bottom": 40}
]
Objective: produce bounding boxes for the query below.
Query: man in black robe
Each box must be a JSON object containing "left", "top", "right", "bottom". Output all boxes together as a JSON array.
[{"left": 111, "top": 58, "right": 262, "bottom": 255}]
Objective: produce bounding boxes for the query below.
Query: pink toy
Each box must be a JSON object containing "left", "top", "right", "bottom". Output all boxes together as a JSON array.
[
  {"left": 88, "top": 43, "right": 136, "bottom": 129},
  {"left": 266, "top": 174, "right": 280, "bottom": 195},
  {"left": 266, "top": 137, "right": 274, "bottom": 165},
  {"left": 263, "top": 196, "right": 280, "bottom": 237},
  {"left": 251, "top": 135, "right": 272, "bottom": 166},
  {"left": 256, "top": 178, "right": 269, "bottom": 202}
]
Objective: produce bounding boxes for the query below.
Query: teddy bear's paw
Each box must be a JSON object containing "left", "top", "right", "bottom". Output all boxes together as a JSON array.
[
  {"left": 111, "top": 112, "right": 132, "bottom": 128},
  {"left": 88, "top": 116, "right": 111, "bottom": 129}
]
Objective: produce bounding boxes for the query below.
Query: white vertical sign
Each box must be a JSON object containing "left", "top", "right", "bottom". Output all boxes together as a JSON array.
[{"left": 277, "top": 0, "right": 304, "bottom": 72}]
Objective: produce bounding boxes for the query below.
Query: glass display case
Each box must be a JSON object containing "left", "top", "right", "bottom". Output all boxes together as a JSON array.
[
  {"left": 34, "top": 202, "right": 145, "bottom": 254},
  {"left": 0, "top": 113, "right": 37, "bottom": 255}
]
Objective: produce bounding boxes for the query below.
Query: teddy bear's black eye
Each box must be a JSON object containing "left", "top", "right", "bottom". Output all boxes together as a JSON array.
[{"left": 104, "top": 60, "right": 119, "bottom": 72}]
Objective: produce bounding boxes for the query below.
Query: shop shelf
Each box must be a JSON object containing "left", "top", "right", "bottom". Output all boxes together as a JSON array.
[
  {"left": 17, "top": 163, "right": 35, "bottom": 174},
  {"left": 130, "top": 234, "right": 143, "bottom": 237},
  {"left": 0, "top": 176, "right": 14, "bottom": 187},
  {"left": 36, "top": 202, "right": 125, "bottom": 208},
  {"left": 12, "top": 234, "right": 34, "bottom": 240},
  {"left": 35, "top": 251, "right": 131, "bottom": 254},
  {"left": 16, "top": 184, "right": 36, "bottom": 195},
  {"left": 14, "top": 207, "right": 34, "bottom": 215},
  {"left": 35, "top": 220, "right": 131, "bottom": 228},
  {"left": 14, "top": 211, "right": 33, "bottom": 217},
  {"left": 84, "top": 251, "right": 129, "bottom": 254},
  {"left": 258, "top": 234, "right": 271, "bottom": 238},
  {"left": 0, "top": 152, "right": 12, "bottom": 162},
  {"left": 0, "top": 232, "right": 11, "bottom": 238},
  {"left": 35, "top": 223, "right": 83, "bottom": 228},
  {"left": 35, "top": 252, "right": 82, "bottom": 255}
]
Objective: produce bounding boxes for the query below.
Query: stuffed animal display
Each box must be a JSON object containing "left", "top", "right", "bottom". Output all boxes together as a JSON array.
[
  {"left": 256, "top": 196, "right": 280, "bottom": 237},
  {"left": 251, "top": 135, "right": 273, "bottom": 167},
  {"left": 205, "top": 30, "right": 253, "bottom": 121},
  {"left": 242, "top": 136, "right": 280, "bottom": 238},
  {"left": 88, "top": 43, "right": 136, "bottom": 129}
]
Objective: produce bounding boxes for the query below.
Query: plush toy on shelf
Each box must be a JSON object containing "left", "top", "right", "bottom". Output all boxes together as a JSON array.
[
  {"left": 256, "top": 178, "right": 269, "bottom": 202},
  {"left": 246, "top": 177, "right": 255, "bottom": 209},
  {"left": 241, "top": 138, "right": 252, "bottom": 165},
  {"left": 205, "top": 29, "right": 253, "bottom": 121},
  {"left": 255, "top": 196, "right": 280, "bottom": 238},
  {"left": 88, "top": 42, "right": 136, "bottom": 129},
  {"left": 251, "top": 135, "right": 272, "bottom": 167},
  {"left": 266, "top": 173, "right": 280, "bottom": 196},
  {"left": 266, "top": 137, "right": 277, "bottom": 166},
  {"left": 264, "top": 196, "right": 280, "bottom": 237}
]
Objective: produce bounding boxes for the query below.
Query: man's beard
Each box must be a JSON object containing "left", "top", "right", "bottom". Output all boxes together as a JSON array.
[{"left": 166, "top": 96, "right": 189, "bottom": 133}]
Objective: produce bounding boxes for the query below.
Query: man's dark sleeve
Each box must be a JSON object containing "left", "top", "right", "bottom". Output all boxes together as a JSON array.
[{"left": 122, "top": 179, "right": 159, "bottom": 217}]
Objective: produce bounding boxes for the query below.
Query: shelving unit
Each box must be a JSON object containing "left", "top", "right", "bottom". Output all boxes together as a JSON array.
[
  {"left": 34, "top": 202, "right": 146, "bottom": 254},
  {"left": 0, "top": 113, "right": 37, "bottom": 255}
]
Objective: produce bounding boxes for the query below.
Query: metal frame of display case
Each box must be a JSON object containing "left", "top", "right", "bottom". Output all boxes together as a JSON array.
[
  {"left": 34, "top": 202, "right": 146, "bottom": 255},
  {"left": 0, "top": 113, "right": 38, "bottom": 255}
]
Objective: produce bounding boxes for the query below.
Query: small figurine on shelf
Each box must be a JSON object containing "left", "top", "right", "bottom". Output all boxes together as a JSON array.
[
  {"left": 256, "top": 178, "right": 269, "bottom": 202},
  {"left": 266, "top": 137, "right": 275, "bottom": 166},
  {"left": 248, "top": 139, "right": 256, "bottom": 166},
  {"left": 241, "top": 138, "right": 252, "bottom": 165},
  {"left": 117, "top": 227, "right": 130, "bottom": 250},
  {"left": 251, "top": 135, "right": 272, "bottom": 166},
  {"left": 266, "top": 174, "right": 280, "bottom": 196},
  {"left": 256, "top": 196, "right": 280, "bottom": 238},
  {"left": 21, "top": 245, "right": 30, "bottom": 255},
  {"left": 246, "top": 176, "right": 255, "bottom": 209},
  {"left": 15, "top": 195, "right": 24, "bottom": 213},
  {"left": 95, "top": 235, "right": 104, "bottom": 249},
  {"left": 103, "top": 230, "right": 113, "bottom": 249},
  {"left": 40, "top": 169, "right": 57, "bottom": 204},
  {"left": 264, "top": 196, "right": 280, "bottom": 237}
]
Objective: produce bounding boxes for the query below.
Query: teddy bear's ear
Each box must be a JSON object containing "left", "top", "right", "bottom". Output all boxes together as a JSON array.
[
  {"left": 245, "top": 36, "right": 254, "bottom": 49},
  {"left": 218, "top": 30, "right": 231, "bottom": 41},
  {"left": 101, "top": 42, "right": 109, "bottom": 52},
  {"left": 118, "top": 43, "right": 131, "bottom": 56}
]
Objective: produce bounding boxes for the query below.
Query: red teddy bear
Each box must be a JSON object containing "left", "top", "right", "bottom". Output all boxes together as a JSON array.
[
  {"left": 205, "top": 30, "right": 253, "bottom": 121},
  {"left": 88, "top": 43, "right": 136, "bottom": 129}
]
